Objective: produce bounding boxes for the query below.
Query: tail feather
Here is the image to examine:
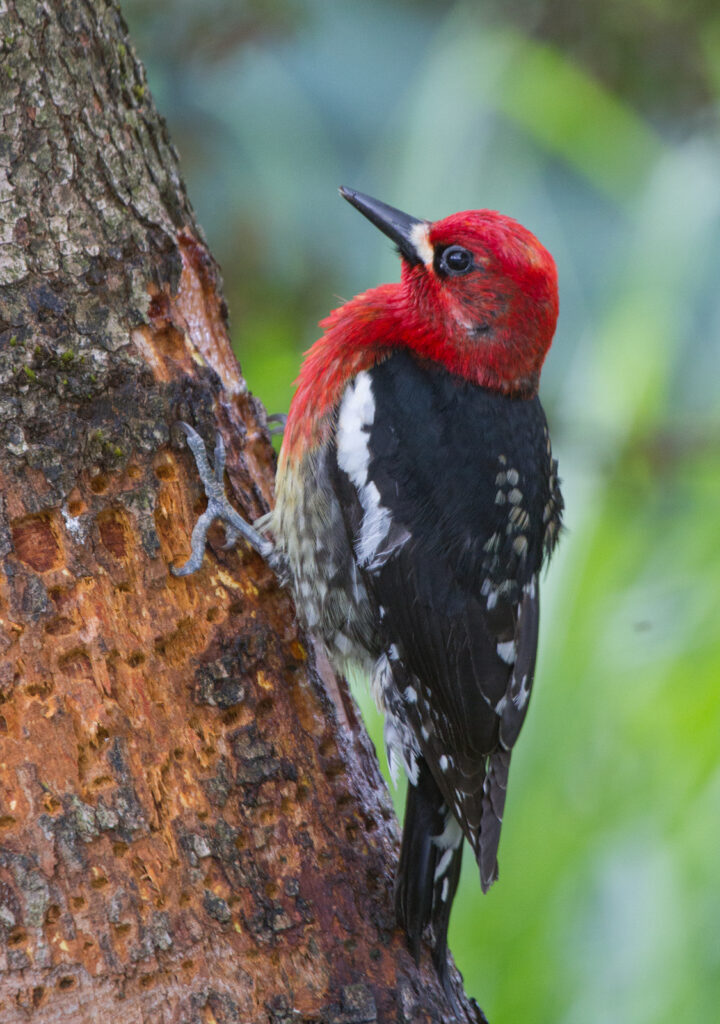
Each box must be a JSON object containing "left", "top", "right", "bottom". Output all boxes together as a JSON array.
[
  {"left": 395, "top": 760, "right": 441, "bottom": 961},
  {"left": 395, "top": 759, "right": 463, "bottom": 986},
  {"left": 430, "top": 835, "right": 463, "bottom": 983},
  {"left": 476, "top": 747, "right": 510, "bottom": 892}
]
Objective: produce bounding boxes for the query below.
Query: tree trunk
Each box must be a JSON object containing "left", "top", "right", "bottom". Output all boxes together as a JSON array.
[{"left": 0, "top": 2, "right": 484, "bottom": 1021}]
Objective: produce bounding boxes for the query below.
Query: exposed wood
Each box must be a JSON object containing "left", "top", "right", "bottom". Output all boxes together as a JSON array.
[{"left": 0, "top": 1, "right": 485, "bottom": 1020}]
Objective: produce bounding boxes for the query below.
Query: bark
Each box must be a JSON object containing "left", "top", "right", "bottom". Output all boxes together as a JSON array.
[{"left": 0, "top": 2, "right": 485, "bottom": 1021}]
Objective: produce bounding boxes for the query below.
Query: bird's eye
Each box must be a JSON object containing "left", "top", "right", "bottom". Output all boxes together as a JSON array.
[{"left": 436, "top": 245, "right": 474, "bottom": 277}]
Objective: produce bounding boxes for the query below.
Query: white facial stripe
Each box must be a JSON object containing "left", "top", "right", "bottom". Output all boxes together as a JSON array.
[{"left": 409, "top": 222, "right": 433, "bottom": 266}]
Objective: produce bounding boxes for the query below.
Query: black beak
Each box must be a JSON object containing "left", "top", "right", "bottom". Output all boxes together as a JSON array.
[{"left": 339, "top": 187, "right": 428, "bottom": 266}]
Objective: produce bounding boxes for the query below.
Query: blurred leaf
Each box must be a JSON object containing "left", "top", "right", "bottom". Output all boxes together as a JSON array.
[{"left": 494, "top": 31, "right": 665, "bottom": 201}]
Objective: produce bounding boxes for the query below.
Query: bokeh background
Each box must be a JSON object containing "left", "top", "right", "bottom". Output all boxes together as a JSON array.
[{"left": 123, "top": 2, "right": 720, "bottom": 1020}]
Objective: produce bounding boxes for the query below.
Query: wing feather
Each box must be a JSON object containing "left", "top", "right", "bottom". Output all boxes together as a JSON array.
[{"left": 331, "top": 352, "right": 554, "bottom": 879}]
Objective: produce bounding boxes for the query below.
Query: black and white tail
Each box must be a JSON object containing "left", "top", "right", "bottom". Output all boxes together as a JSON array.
[{"left": 395, "top": 759, "right": 464, "bottom": 986}]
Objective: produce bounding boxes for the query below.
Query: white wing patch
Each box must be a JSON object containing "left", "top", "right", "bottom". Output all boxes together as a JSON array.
[
  {"left": 336, "top": 370, "right": 375, "bottom": 479},
  {"left": 337, "top": 371, "right": 407, "bottom": 571}
]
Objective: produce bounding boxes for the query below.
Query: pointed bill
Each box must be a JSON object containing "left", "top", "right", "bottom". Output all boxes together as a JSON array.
[{"left": 339, "top": 186, "right": 431, "bottom": 266}]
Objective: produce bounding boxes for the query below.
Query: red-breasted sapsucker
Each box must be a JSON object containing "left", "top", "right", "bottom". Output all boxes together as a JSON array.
[{"left": 175, "top": 188, "right": 563, "bottom": 986}]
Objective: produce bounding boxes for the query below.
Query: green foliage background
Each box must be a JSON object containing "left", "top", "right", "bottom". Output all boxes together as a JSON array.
[{"left": 125, "top": 2, "right": 720, "bottom": 1019}]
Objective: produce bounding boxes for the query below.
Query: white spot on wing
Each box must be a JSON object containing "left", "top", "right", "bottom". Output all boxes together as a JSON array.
[
  {"left": 497, "top": 640, "right": 516, "bottom": 664},
  {"left": 434, "top": 812, "right": 463, "bottom": 850},
  {"left": 513, "top": 535, "right": 528, "bottom": 557},
  {"left": 434, "top": 847, "right": 454, "bottom": 882},
  {"left": 513, "top": 673, "right": 530, "bottom": 710}
]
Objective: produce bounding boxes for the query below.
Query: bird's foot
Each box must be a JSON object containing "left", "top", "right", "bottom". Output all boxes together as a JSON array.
[
  {"left": 172, "top": 422, "right": 277, "bottom": 577},
  {"left": 266, "top": 412, "right": 287, "bottom": 436}
]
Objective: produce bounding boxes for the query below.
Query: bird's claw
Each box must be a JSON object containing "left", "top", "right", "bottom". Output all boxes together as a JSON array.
[
  {"left": 172, "top": 422, "right": 275, "bottom": 576},
  {"left": 266, "top": 413, "right": 287, "bottom": 437}
]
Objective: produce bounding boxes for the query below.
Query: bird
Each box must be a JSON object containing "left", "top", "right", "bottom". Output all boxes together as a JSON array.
[{"left": 174, "top": 187, "right": 563, "bottom": 989}]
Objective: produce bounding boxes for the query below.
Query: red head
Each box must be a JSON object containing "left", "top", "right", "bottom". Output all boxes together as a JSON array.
[
  {"left": 340, "top": 188, "right": 558, "bottom": 396},
  {"left": 282, "top": 190, "right": 558, "bottom": 463}
]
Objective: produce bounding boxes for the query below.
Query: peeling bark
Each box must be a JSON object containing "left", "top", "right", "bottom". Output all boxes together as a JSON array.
[{"left": 0, "top": 1, "right": 485, "bottom": 1021}]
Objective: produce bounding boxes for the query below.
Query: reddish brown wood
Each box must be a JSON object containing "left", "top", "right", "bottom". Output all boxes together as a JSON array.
[{"left": 0, "top": 2, "right": 484, "bottom": 1021}]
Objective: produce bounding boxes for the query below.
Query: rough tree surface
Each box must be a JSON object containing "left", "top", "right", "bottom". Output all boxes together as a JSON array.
[{"left": 0, "top": 1, "right": 485, "bottom": 1021}]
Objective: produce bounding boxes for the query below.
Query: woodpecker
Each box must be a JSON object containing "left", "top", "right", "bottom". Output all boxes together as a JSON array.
[{"left": 174, "top": 188, "right": 563, "bottom": 986}]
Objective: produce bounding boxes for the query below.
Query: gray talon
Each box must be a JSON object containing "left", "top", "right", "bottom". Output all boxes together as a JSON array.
[
  {"left": 220, "top": 522, "right": 242, "bottom": 550},
  {"left": 172, "top": 423, "right": 275, "bottom": 576},
  {"left": 213, "top": 432, "right": 226, "bottom": 482},
  {"left": 266, "top": 413, "right": 287, "bottom": 436}
]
